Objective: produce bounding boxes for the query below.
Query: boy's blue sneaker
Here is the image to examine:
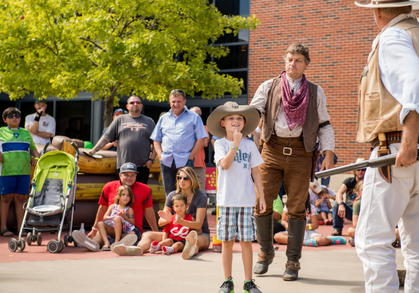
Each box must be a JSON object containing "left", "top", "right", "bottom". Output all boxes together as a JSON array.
[
  {"left": 218, "top": 277, "right": 234, "bottom": 293},
  {"left": 243, "top": 280, "right": 262, "bottom": 293}
]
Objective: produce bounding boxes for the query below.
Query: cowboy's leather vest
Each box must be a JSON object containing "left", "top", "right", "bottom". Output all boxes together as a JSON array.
[
  {"left": 261, "top": 76, "right": 319, "bottom": 152},
  {"left": 356, "top": 18, "right": 419, "bottom": 143}
]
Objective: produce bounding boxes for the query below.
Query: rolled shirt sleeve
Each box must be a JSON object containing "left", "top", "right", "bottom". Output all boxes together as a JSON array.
[
  {"left": 317, "top": 86, "right": 335, "bottom": 153},
  {"left": 151, "top": 107, "right": 208, "bottom": 168},
  {"left": 379, "top": 27, "right": 419, "bottom": 124}
]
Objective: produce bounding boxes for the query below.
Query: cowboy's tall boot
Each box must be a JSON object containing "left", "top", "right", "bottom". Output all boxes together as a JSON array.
[
  {"left": 253, "top": 213, "right": 275, "bottom": 274},
  {"left": 283, "top": 218, "right": 306, "bottom": 281}
]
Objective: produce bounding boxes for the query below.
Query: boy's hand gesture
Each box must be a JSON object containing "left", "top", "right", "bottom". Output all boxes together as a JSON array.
[
  {"left": 233, "top": 129, "right": 242, "bottom": 147},
  {"left": 259, "top": 197, "right": 266, "bottom": 214},
  {"left": 173, "top": 214, "right": 181, "bottom": 225},
  {"left": 158, "top": 210, "right": 172, "bottom": 222}
]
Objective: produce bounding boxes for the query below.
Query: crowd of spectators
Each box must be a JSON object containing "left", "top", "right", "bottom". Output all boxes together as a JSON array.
[{"left": 1, "top": 90, "right": 371, "bottom": 258}]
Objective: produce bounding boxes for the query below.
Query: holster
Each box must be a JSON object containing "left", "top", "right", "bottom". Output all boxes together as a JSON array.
[
  {"left": 377, "top": 148, "right": 392, "bottom": 183},
  {"left": 259, "top": 139, "right": 264, "bottom": 153},
  {"left": 376, "top": 133, "right": 392, "bottom": 184}
]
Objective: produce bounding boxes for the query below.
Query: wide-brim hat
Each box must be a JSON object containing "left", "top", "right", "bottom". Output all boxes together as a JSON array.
[
  {"left": 207, "top": 101, "right": 260, "bottom": 138},
  {"left": 355, "top": 0, "right": 419, "bottom": 8}
]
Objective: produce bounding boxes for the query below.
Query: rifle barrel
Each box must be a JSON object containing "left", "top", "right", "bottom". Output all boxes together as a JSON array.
[{"left": 315, "top": 154, "right": 398, "bottom": 179}]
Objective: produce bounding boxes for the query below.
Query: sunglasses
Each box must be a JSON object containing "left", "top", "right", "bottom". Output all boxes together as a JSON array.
[
  {"left": 171, "top": 89, "right": 185, "bottom": 95},
  {"left": 357, "top": 169, "right": 366, "bottom": 172},
  {"left": 7, "top": 114, "right": 21, "bottom": 119},
  {"left": 177, "top": 176, "right": 190, "bottom": 181},
  {"left": 129, "top": 101, "right": 141, "bottom": 105}
]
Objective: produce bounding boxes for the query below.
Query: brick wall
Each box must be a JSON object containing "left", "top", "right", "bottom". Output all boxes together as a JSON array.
[{"left": 248, "top": 0, "right": 418, "bottom": 166}]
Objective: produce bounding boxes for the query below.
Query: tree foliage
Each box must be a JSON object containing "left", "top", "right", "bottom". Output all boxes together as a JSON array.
[{"left": 0, "top": 0, "right": 258, "bottom": 125}]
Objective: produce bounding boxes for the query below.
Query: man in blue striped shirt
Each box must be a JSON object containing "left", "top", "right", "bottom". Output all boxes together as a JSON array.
[{"left": 151, "top": 90, "right": 207, "bottom": 196}]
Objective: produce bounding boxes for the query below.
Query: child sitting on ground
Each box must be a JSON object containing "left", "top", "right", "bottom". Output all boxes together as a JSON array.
[
  {"left": 314, "top": 186, "right": 334, "bottom": 225},
  {"left": 150, "top": 193, "right": 195, "bottom": 255},
  {"left": 207, "top": 101, "right": 265, "bottom": 293},
  {"left": 275, "top": 203, "right": 346, "bottom": 247},
  {"left": 97, "top": 185, "right": 135, "bottom": 251}
]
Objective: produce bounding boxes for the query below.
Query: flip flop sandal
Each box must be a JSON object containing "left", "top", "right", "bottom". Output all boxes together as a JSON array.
[
  {"left": 0, "top": 229, "right": 13, "bottom": 237},
  {"left": 102, "top": 244, "right": 111, "bottom": 251}
]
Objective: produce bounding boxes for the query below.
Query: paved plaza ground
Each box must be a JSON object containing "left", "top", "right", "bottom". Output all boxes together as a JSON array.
[{"left": 0, "top": 214, "right": 406, "bottom": 293}]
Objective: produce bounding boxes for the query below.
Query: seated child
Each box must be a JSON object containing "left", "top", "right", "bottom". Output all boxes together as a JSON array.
[
  {"left": 150, "top": 193, "right": 195, "bottom": 255},
  {"left": 273, "top": 195, "right": 286, "bottom": 235},
  {"left": 314, "top": 186, "right": 333, "bottom": 225},
  {"left": 98, "top": 185, "right": 135, "bottom": 251},
  {"left": 274, "top": 203, "right": 346, "bottom": 247}
]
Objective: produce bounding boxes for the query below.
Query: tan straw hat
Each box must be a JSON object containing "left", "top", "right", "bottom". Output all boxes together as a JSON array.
[
  {"left": 355, "top": 0, "right": 419, "bottom": 8},
  {"left": 206, "top": 101, "right": 260, "bottom": 138}
]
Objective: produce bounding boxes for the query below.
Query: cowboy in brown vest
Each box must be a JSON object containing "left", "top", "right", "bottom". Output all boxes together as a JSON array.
[
  {"left": 250, "top": 43, "right": 335, "bottom": 281},
  {"left": 354, "top": 1, "right": 419, "bottom": 292}
]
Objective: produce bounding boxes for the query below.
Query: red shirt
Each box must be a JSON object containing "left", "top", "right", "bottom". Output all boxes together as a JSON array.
[
  {"left": 194, "top": 126, "right": 209, "bottom": 168},
  {"left": 163, "top": 214, "right": 193, "bottom": 241},
  {"left": 98, "top": 181, "right": 153, "bottom": 232}
]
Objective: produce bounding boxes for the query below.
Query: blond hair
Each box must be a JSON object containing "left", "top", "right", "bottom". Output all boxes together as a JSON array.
[
  {"left": 354, "top": 180, "right": 364, "bottom": 201},
  {"left": 176, "top": 167, "right": 200, "bottom": 194}
]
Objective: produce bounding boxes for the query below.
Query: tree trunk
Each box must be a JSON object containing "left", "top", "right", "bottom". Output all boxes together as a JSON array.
[{"left": 104, "top": 87, "right": 117, "bottom": 127}]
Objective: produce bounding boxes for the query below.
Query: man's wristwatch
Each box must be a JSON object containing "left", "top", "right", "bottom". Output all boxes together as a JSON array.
[
  {"left": 338, "top": 202, "right": 344, "bottom": 206},
  {"left": 148, "top": 158, "right": 155, "bottom": 163}
]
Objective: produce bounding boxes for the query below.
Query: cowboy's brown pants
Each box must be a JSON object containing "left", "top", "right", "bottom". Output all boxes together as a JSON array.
[{"left": 255, "top": 135, "right": 312, "bottom": 220}]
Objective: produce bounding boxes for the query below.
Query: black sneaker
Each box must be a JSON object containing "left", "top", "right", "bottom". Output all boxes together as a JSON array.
[
  {"left": 218, "top": 277, "right": 234, "bottom": 293},
  {"left": 243, "top": 280, "right": 262, "bottom": 293}
]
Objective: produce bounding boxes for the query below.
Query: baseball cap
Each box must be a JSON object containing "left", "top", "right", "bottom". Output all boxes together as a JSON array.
[
  {"left": 309, "top": 179, "right": 322, "bottom": 194},
  {"left": 120, "top": 162, "right": 138, "bottom": 173},
  {"left": 113, "top": 108, "right": 127, "bottom": 116},
  {"left": 35, "top": 98, "right": 46, "bottom": 104}
]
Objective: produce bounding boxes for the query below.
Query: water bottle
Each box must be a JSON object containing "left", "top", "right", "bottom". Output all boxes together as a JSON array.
[{"left": 78, "top": 223, "right": 85, "bottom": 247}]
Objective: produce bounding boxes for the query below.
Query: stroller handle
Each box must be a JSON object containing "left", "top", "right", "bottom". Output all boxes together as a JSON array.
[
  {"left": 42, "top": 143, "right": 50, "bottom": 156},
  {"left": 71, "top": 142, "right": 80, "bottom": 161}
]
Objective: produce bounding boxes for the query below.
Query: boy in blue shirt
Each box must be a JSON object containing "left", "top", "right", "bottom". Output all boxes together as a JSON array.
[
  {"left": 207, "top": 102, "right": 266, "bottom": 293},
  {"left": 1, "top": 107, "right": 40, "bottom": 237}
]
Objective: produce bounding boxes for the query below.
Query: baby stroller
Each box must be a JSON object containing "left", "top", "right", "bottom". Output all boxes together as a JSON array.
[{"left": 8, "top": 143, "right": 79, "bottom": 253}]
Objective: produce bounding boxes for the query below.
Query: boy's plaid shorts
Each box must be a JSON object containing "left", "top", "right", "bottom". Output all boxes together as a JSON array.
[{"left": 216, "top": 206, "right": 256, "bottom": 242}]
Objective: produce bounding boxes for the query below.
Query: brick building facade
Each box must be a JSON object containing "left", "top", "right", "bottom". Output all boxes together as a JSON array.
[{"left": 248, "top": 0, "right": 418, "bottom": 166}]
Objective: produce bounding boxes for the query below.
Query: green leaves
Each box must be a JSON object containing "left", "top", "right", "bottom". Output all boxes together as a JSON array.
[{"left": 0, "top": 0, "right": 258, "bottom": 104}]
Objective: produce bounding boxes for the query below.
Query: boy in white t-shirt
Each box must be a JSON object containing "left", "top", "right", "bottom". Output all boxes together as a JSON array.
[{"left": 207, "top": 101, "right": 266, "bottom": 293}]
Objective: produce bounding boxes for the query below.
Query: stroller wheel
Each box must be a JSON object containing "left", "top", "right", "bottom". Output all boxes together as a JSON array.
[
  {"left": 47, "top": 240, "right": 60, "bottom": 253},
  {"left": 71, "top": 236, "right": 78, "bottom": 247},
  {"left": 37, "top": 233, "right": 42, "bottom": 246},
  {"left": 27, "top": 232, "right": 32, "bottom": 246},
  {"left": 8, "top": 238, "right": 18, "bottom": 252},
  {"left": 17, "top": 239, "right": 26, "bottom": 251},
  {"left": 64, "top": 234, "right": 69, "bottom": 246},
  {"left": 58, "top": 241, "right": 64, "bottom": 253}
]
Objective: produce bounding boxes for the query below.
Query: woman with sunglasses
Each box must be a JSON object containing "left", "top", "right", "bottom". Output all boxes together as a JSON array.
[{"left": 113, "top": 167, "right": 210, "bottom": 257}]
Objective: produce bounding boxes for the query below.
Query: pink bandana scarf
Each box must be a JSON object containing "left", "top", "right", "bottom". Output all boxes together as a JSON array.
[{"left": 280, "top": 71, "right": 309, "bottom": 131}]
